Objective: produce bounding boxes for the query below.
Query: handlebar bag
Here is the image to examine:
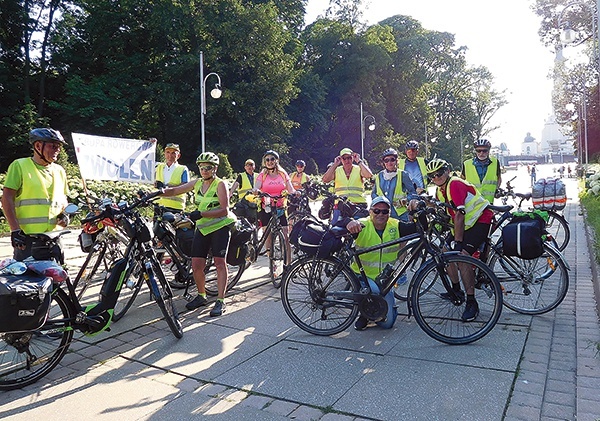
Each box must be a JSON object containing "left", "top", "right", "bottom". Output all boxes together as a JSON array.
[
  {"left": 0, "top": 273, "right": 52, "bottom": 333},
  {"left": 501, "top": 213, "right": 546, "bottom": 259}
]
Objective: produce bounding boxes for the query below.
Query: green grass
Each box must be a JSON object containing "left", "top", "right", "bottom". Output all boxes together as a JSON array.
[{"left": 580, "top": 184, "right": 600, "bottom": 263}]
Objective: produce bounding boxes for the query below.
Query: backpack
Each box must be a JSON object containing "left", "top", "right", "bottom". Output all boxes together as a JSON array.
[{"left": 501, "top": 211, "right": 548, "bottom": 259}]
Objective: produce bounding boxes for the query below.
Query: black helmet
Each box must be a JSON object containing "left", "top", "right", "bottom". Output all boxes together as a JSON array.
[
  {"left": 296, "top": 159, "right": 306, "bottom": 167},
  {"left": 263, "top": 150, "right": 279, "bottom": 160},
  {"left": 29, "top": 128, "right": 67, "bottom": 145}
]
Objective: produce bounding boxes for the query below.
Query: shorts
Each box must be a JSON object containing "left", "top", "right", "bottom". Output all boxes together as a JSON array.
[
  {"left": 191, "top": 225, "right": 231, "bottom": 259},
  {"left": 258, "top": 209, "right": 287, "bottom": 228},
  {"left": 449, "top": 222, "right": 491, "bottom": 255}
]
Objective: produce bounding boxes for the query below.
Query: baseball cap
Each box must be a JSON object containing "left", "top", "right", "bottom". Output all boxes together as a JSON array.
[
  {"left": 165, "top": 143, "right": 180, "bottom": 152},
  {"left": 339, "top": 148, "right": 353, "bottom": 156},
  {"left": 245, "top": 159, "right": 255, "bottom": 165},
  {"left": 370, "top": 196, "right": 391, "bottom": 209}
]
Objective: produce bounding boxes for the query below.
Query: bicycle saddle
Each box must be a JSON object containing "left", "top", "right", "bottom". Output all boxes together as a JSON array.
[{"left": 487, "top": 204, "right": 513, "bottom": 213}]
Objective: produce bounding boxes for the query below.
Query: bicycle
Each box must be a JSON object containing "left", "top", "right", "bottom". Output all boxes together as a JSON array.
[
  {"left": 482, "top": 202, "right": 571, "bottom": 315},
  {"left": 280, "top": 202, "right": 503, "bottom": 345},
  {"left": 496, "top": 176, "right": 570, "bottom": 251},
  {"left": 0, "top": 193, "right": 182, "bottom": 390}
]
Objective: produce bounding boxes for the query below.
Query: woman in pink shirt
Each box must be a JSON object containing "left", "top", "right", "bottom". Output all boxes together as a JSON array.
[{"left": 254, "top": 150, "right": 296, "bottom": 272}]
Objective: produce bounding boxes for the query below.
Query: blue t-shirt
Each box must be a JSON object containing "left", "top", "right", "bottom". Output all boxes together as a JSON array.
[{"left": 404, "top": 160, "right": 424, "bottom": 190}]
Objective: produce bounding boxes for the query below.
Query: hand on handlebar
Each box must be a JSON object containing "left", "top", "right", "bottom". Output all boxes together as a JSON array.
[{"left": 189, "top": 210, "right": 202, "bottom": 221}]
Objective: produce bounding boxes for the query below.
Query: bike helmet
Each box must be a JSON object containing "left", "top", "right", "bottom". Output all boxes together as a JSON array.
[
  {"left": 29, "top": 128, "right": 67, "bottom": 145},
  {"left": 381, "top": 148, "right": 398, "bottom": 159},
  {"left": 263, "top": 150, "right": 279, "bottom": 160},
  {"left": 473, "top": 139, "right": 492, "bottom": 149},
  {"left": 295, "top": 159, "right": 306, "bottom": 167},
  {"left": 196, "top": 152, "right": 219, "bottom": 165},
  {"left": 405, "top": 140, "right": 419, "bottom": 150},
  {"left": 426, "top": 158, "right": 449, "bottom": 175}
]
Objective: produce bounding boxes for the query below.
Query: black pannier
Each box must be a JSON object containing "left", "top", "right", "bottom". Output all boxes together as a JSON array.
[
  {"left": 0, "top": 273, "right": 52, "bottom": 333},
  {"left": 291, "top": 221, "right": 343, "bottom": 258},
  {"left": 176, "top": 226, "right": 195, "bottom": 257},
  {"left": 226, "top": 221, "right": 253, "bottom": 266},
  {"left": 501, "top": 212, "right": 547, "bottom": 260},
  {"left": 232, "top": 198, "right": 258, "bottom": 223}
]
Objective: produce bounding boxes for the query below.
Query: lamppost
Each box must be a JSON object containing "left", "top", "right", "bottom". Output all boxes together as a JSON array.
[
  {"left": 200, "top": 51, "right": 222, "bottom": 153},
  {"left": 360, "top": 102, "right": 375, "bottom": 159},
  {"left": 556, "top": 1, "right": 600, "bottom": 170}
]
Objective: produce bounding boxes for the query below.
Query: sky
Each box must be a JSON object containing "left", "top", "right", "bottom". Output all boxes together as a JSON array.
[{"left": 305, "top": 0, "right": 556, "bottom": 154}]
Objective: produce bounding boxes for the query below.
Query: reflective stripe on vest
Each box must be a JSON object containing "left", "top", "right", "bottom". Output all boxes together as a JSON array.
[
  {"left": 334, "top": 166, "right": 366, "bottom": 203},
  {"left": 13, "top": 158, "right": 67, "bottom": 234},
  {"left": 436, "top": 177, "right": 489, "bottom": 231},
  {"left": 156, "top": 163, "right": 187, "bottom": 210},
  {"left": 194, "top": 177, "right": 236, "bottom": 235},
  {"left": 239, "top": 172, "right": 257, "bottom": 196},
  {"left": 351, "top": 218, "right": 401, "bottom": 280},
  {"left": 374, "top": 172, "right": 407, "bottom": 216},
  {"left": 463, "top": 158, "right": 499, "bottom": 204}
]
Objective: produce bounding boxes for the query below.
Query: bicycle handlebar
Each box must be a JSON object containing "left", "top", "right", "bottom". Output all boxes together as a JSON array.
[{"left": 81, "top": 189, "right": 164, "bottom": 225}]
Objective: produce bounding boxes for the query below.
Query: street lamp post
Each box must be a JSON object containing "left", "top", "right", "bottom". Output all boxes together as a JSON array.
[
  {"left": 360, "top": 102, "right": 376, "bottom": 159},
  {"left": 556, "top": 1, "right": 600, "bottom": 171},
  {"left": 200, "top": 51, "right": 222, "bottom": 153}
]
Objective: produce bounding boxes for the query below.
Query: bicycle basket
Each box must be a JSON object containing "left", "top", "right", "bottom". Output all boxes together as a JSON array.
[{"left": 0, "top": 273, "right": 52, "bottom": 333}]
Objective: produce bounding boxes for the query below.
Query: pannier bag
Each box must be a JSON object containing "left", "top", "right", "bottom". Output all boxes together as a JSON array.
[
  {"left": 226, "top": 220, "right": 254, "bottom": 266},
  {"left": 501, "top": 211, "right": 547, "bottom": 260},
  {"left": 0, "top": 273, "right": 52, "bottom": 333},
  {"left": 292, "top": 222, "right": 343, "bottom": 258},
  {"left": 532, "top": 178, "right": 567, "bottom": 210},
  {"left": 176, "top": 226, "right": 195, "bottom": 257}
]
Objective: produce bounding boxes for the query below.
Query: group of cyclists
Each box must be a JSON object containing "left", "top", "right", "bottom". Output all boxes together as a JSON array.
[{"left": 2, "top": 127, "right": 502, "bottom": 326}]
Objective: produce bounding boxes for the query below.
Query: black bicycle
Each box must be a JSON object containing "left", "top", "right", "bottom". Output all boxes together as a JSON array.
[{"left": 280, "top": 202, "right": 503, "bottom": 345}]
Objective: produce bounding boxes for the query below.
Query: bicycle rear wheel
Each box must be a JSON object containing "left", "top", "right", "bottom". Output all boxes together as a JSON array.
[
  {"left": 410, "top": 254, "right": 502, "bottom": 345},
  {"left": 204, "top": 254, "right": 245, "bottom": 296},
  {"left": 112, "top": 258, "right": 144, "bottom": 322},
  {"left": 546, "top": 211, "right": 570, "bottom": 251},
  {"left": 270, "top": 230, "right": 287, "bottom": 288},
  {"left": 281, "top": 256, "right": 360, "bottom": 336},
  {"left": 0, "top": 287, "right": 74, "bottom": 390},
  {"left": 147, "top": 257, "right": 183, "bottom": 338},
  {"left": 488, "top": 243, "right": 569, "bottom": 315}
]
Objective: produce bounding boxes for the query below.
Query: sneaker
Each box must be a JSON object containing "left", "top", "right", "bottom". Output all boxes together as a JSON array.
[
  {"left": 354, "top": 316, "right": 368, "bottom": 331},
  {"left": 210, "top": 300, "right": 226, "bottom": 317},
  {"left": 462, "top": 300, "right": 479, "bottom": 321},
  {"left": 186, "top": 294, "right": 208, "bottom": 310},
  {"left": 440, "top": 289, "right": 465, "bottom": 303}
]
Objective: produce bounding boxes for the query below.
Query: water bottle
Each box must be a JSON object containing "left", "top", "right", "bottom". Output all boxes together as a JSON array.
[
  {"left": 125, "top": 278, "right": 136, "bottom": 289},
  {"left": 374, "top": 264, "right": 394, "bottom": 289}
]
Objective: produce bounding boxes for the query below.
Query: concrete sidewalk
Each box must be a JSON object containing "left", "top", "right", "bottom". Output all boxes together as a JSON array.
[{"left": 1, "top": 176, "right": 599, "bottom": 420}]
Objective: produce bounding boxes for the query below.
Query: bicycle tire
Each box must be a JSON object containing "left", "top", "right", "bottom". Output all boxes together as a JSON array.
[
  {"left": 270, "top": 230, "right": 288, "bottom": 288},
  {"left": 0, "top": 287, "right": 74, "bottom": 390},
  {"left": 280, "top": 256, "right": 360, "bottom": 336},
  {"left": 147, "top": 257, "right": 183, "bottom": 338},
  {"left": 203, "top": 254, "right": 245, "bottom": 296},
  {"left": 410, "top": 254, "right": 502, "bottom": 345},
  {"left": 112, "top": 258, "right": 144, "bottom": 322},
  {"left": 161, "top": 243, "right": 192, "bottom": 290},
  {"left": 546, "top": 210, "right": 570, "bottom": 252},
  {"left": 72, "top": 240, "right": 107, "bottom": 300},
  {"left": 488, "top": 242, "right": 569, "bottom": 315}
]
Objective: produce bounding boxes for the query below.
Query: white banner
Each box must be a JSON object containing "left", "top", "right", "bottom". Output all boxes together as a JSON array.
[{"left": 72, "top": 133, "right": 156, "bottom": 184}]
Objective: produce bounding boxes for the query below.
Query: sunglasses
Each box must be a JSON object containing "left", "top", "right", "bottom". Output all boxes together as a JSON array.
[
  {"left": 383, "top": 157, "right": 397, "bottom": 163},
  {"left": 341, "top": 156, "right": 353, "bottom": 161},
  {"left": 265, "top": 157, "right": 277, "bottom": 162},
  {"left": 429, "top": 170, "right": 446, "bottom": 179},
  {"left": 371, "top": 208, "right": 390, "bottom": 215},
  {"left": 475, "top": 149, "right": 489, "bottom": 153},
  {"left": 245, "top": 163, "right": 254, "bottom": 166},
  {"left": 199, "top": 165, "right": 214, "bottom": 171},
  {"left": 46, "top": 143, "right": 62, "bottom": 150}
]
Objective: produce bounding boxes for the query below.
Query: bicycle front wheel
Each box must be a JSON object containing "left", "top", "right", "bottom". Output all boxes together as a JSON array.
[
  {"left": 488, "top": 243, "right": 569, "bottom": 315},
  {"left": 147, "top": 257, "right": 183, "bottom": 338},
  {"left": 0, "top": 287, "right": 74, "bottom": 390},
  {"left": 410, "top": 254, "right": 502, "bottom": 345},
  {"left": 280, "top": 256, "right": 360, "bottom": 336},
  {"left": 546, "top": 211, "right": 570, "bottom": 251},
  {"left": 270, "top": 230, "right": 288, "bottom": 288},
  {"left": 204, "top": 254, "right": 245, "bottom": 296},
  {"left": 112, "top": 258, "right": 144, "bottom": 322}
]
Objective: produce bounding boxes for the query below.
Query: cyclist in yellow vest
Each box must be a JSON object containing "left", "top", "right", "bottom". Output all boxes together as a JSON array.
[
  {"left": 397, "top": 140, "right": 428, "bottom": 194},
  {"left": 427, "top": 158, "right": 492, "bottom": 322},
  {"left": 345, "top": 196, "right": 416, "bottom": 330},
  {"left": 2, "top": 128, "right": 69, "bottom": 263},
  {"left": 161, "top": 152, "right": 236, "bottom": 317},
  {"left": 230, "top": 159, "right": 257, "bottom": 199},
  {"left": 154, "top": 143, "right": 189, "bottom": 212},
  {"left": 461, "top": 139, "right": 501, "bottom": 204},
  {"left": 372, "top": 148, "right": 417, "bottom": 221},
  {"left": 322, "top": 147, "right": 372, "bottom": 223}
]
